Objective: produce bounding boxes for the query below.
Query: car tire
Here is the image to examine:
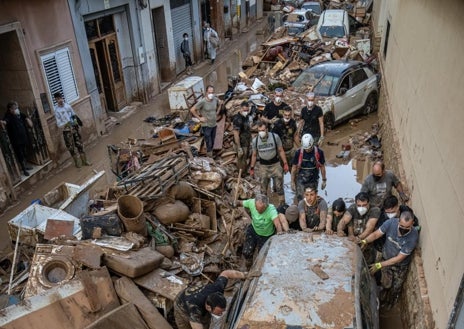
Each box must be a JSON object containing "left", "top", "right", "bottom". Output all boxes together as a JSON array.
[
  {"left": 363, "top": 92, "right": 378, "bottom": 115},
  {"left": 324, "top": 112, "right": 335, "bottom": 130}
]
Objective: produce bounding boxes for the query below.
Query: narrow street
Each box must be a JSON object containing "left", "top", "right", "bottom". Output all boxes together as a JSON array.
[{"left": 0, "top": 8, "right": 433, "bottom": 329}]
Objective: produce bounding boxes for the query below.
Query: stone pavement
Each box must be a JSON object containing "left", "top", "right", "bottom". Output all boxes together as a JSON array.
[{"left": 0, "top": 17, "right": 269, "bottom": 250}]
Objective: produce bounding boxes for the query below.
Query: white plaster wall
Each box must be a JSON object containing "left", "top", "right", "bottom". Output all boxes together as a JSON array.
[{"left": 379, "top": 0, "right": 464, "bottom": 327}]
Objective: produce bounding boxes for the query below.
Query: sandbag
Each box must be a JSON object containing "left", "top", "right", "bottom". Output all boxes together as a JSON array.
[
  {"left": 153, "top": 200, "right": 190, "bottom": 225},
  {"left": 167, "top": 181, "right": 196, "bottom": 201}
]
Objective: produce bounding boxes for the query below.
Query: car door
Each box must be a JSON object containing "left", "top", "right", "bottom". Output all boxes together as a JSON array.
[
  {"left": 333, "top": 72, "right": 356, "bottom": 122},
  {"left": 349, "top": 68, "right": 370, "bottom": 113}
]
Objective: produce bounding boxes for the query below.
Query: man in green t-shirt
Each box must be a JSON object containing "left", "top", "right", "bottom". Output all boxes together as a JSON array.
[{"left": 235, "top": 194, "right": 285, "bottom": 264}]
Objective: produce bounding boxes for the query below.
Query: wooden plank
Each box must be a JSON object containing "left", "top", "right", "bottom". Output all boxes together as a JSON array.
[
  {"left": 262, "top": 36, "right": 297, "bottom": 47},
  {"left": 134, "top": 268, "right": 188, "bottom": 301},
  {"left": 84, "top": 303, "right": 150, "bottom": 329},
  {"left": 114, "top": 276, "right": 173, "bottom": 329},
  {"left": 213, "top": 115, "right": 226, "bottom": 150}
]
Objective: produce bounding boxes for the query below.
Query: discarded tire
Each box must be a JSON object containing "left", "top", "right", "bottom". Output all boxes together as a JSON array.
[{"left": 118, "top": 195, "right": 147, "bottom": 236}]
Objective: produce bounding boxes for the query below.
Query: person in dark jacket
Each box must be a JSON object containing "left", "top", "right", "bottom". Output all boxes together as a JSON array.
[
  {"left": 181, "top": 33, "right": 193, "bottom": 74},
  {"left": 1, "top": 101, "right": 33, "bottom": 176}
]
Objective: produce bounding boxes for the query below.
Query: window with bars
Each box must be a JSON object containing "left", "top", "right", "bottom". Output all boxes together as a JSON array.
[{"left": 41, "top": 48, "right": 79, "bottom": 108}]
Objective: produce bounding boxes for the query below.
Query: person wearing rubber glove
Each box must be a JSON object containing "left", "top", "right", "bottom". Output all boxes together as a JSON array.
[
  {"left": 291, "top": 133, "right": 327, "bottom": 202},
  {"left": 232, "top": 101, "right": 253, "bottom": 173},
  {"left": 358, "top": 211, "right": 418, "bottom": 310},
  {"left": 250, "top": 121, "right": 289, "bottom": 206}
]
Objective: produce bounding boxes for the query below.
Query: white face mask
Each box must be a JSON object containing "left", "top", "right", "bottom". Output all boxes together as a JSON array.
[
  {"left": 14, "top": 108, "right": 20, "bottom": 116},
  {"left": 307, "top": 101, "right": 314, "bottom": 108},
  {"left": 357, "top": 206, "right": 368, "bottom": 216},
  {"left": 184, "top": 37, "right": 188, "bottom": 40},
  {"left": 275, "top": 97, "right": 282, "bottom": 104},
  {"left": 207, "top": 93, "right": 214, "bottom": 100},
  {"left": 386, "top": 213, "right": 397, "bottom": 219},
  {"left": 283, "top": 117, "right": 290, "bottom": 123},
  {"left": 211, "top": 313, "right": 223, "bottom": 320},
  {"left": 241, "top": 111, "right": 249, "bottom": 117},
  {"left": 258, "top": 131, "right": 267, "bottom": 139},
  {"left": 207, "top": 28, "right": 211, "bottom": 31}
]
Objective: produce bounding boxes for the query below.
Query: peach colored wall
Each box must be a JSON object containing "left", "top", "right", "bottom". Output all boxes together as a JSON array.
[
  {"left": 375, "top": 0, "right": 464, "bottom": 327},
  {"left": 0, "top": 0, "right": 94, "bottom": 157}
]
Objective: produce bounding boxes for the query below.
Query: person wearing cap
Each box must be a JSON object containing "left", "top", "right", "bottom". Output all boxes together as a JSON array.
[
  {"left": 262, "top": 88, "right": 288, "bottom": 128},
  {"left": 326, "top": 198, "right": 347, "bottom": 235},
  {"left": 291, "top": 133, "right": 327, "bottom": 202},
  {"left": 250, "top": 121, "right": 289, "bottom": 206},
  {"left": 277, "top": 204, "right": 299, "bottom": 230},
  {"left": 232, "top": 101, "right": 253, "bottom": 172},
  {"left": 297, "top": 183, "right": 328, "bottom": 232},
  {"left": 272, "top": 106, "right": 298, "bottom": 169},
  {"left": 299, "top": 92, "right": 324, "bottom": 146}
]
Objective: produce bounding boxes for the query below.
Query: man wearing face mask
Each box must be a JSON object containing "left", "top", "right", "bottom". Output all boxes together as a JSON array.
[
  {"left": 359, "top": 211, "right": 419, "bottom": 310},
  {"left": 174, "top": 269, "right": 250, "bottom": 329},
  {"left": 291, "top": 133, "right": 327, "bottom": 202},
  {"left": 262, "top": 88, "right": 288, "bottom": 128},
  {"left": 272, "top": 106, "right": 298, "bottom": 168},
  {"left": 297, "top": 184, "right": 328, "bottom": 232},
  {"left": 300, "top": 92, "right": 324, "bottom": 146},
  {"left": 1, "top": 101, "right": 33, "bottom": 176},
  {"left": 250, "top": 121, "right": 289, "bottom": 205},
  {"left": 361, "top": 161, "right": 409, "bottom": 208},
  {"left": 374, "top": 195, "right": 420, "bottom": 253},
  {"left": 190, "top": 85, "right": 221, "bottom": 157},
  {"left": 181, "top": 32, "right": 193, "bottom": 74},
  {"left": 337, "top": 192, "right": 380, "bottom": 263},
  {"left": 232, "top": 101, "right": 252, "bottom": 172}
]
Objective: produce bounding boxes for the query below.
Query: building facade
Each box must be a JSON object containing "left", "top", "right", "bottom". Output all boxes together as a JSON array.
[{"left": 372, "top": 0, "right": 464, "bottom": 328}]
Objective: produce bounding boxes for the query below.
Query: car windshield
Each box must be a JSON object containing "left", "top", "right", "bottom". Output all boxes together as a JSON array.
[
  {"left": 292, "top": 70, "right": 340, "bottom": 96},
  {"left": 319, "top": 25, "right": 346, "bottom": 38},
  {"left": 302, "top": 4, "right": 321, "bottom": 14}
]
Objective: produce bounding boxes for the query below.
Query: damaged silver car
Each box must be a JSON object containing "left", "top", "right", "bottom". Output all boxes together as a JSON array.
[
  {"left": 292, "top": 60, "right": 379, "bottom": 129},
  {"left": 225, "top": 232, "right": 379, "bottom": 329}
]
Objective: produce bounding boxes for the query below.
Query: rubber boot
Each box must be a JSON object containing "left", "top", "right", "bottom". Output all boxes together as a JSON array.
[
  {"left": 73, "top": 155, "right": 82, "bottom": 168},
  {"left": 80, "top": 153, "right": 92, "bottom": 166}
]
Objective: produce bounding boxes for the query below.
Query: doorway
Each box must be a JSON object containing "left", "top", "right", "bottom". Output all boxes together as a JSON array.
[
  {"left": 85, "top": 16, "right": 127, "bottom": 112},
  {"left": 152, "top": 7, "right": 172, "bottom": 87}
]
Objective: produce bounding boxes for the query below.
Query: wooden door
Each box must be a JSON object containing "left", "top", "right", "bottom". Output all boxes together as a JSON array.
[
  {"left": 104, "top": 35, "right": 127, "bottom": 110},
  {"left": 88, "top": 43, "right": 108, "bottom": 112}
]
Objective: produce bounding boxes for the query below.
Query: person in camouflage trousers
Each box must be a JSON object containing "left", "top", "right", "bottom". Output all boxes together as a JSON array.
[{"left": 54, "top": 92, "right": 91, "bottom": 168}]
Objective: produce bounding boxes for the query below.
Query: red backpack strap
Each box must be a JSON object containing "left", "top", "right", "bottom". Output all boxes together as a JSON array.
[
  {"left": 314, "top": 146, "right": 321, "bottom": 169},
  {"left": 297, "top": 148, "right": 304, "bottom": 170}
]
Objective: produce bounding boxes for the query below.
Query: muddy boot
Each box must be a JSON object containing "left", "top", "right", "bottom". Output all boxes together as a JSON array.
[
  {"left": 206, "top": 151, "right": 213, "bottom": 158},
  {"left": 73, "top": 155, "right": 82, "bottom": 168},
  {"left": 80, "top": 153, "right": 92, "bottom": 166}
]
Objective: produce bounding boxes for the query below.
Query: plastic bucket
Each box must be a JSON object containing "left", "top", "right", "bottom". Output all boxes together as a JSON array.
[{"left": 117, "top": 195, "right": 147, "bottom": 236}]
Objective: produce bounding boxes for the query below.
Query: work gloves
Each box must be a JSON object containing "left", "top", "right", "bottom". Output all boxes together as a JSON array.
[{"left": 369, "top": 262, "right": 382, "bottom": 275}]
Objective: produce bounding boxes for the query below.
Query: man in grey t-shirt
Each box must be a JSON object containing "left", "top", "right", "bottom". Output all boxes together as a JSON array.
[
  {"left": 361, "top": 161, "right": 409, "bottom": 208},
  {"left": 190, "top": 85, "right": 221, "bottom": 157},
  {"left": 359, "top": 211, "right": 418, "bottom": 310},
  {"left": 250, "top": 121, "right": 289, "bottom": 205}
]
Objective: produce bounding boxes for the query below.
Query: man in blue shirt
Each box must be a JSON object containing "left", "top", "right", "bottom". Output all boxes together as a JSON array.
[{"left": 360, "top": 211, "right": 419, "bottom": 310}]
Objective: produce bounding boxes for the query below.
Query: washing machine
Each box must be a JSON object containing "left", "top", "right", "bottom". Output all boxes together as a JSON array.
[{"left": 24, "top": 244, "right": 80, "bottom": 298}]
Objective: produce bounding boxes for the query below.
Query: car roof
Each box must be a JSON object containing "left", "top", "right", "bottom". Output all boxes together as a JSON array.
[
  {"left": 305, "top": 60, "right": 366, "bottom": 76},
  {"left": 236, "top": 233, "right": 359, "bottom": 328}
]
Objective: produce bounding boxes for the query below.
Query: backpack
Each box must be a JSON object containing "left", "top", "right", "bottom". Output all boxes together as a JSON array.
[{"left": 297, "top": 146, "right": 321, "bottom": 170}]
